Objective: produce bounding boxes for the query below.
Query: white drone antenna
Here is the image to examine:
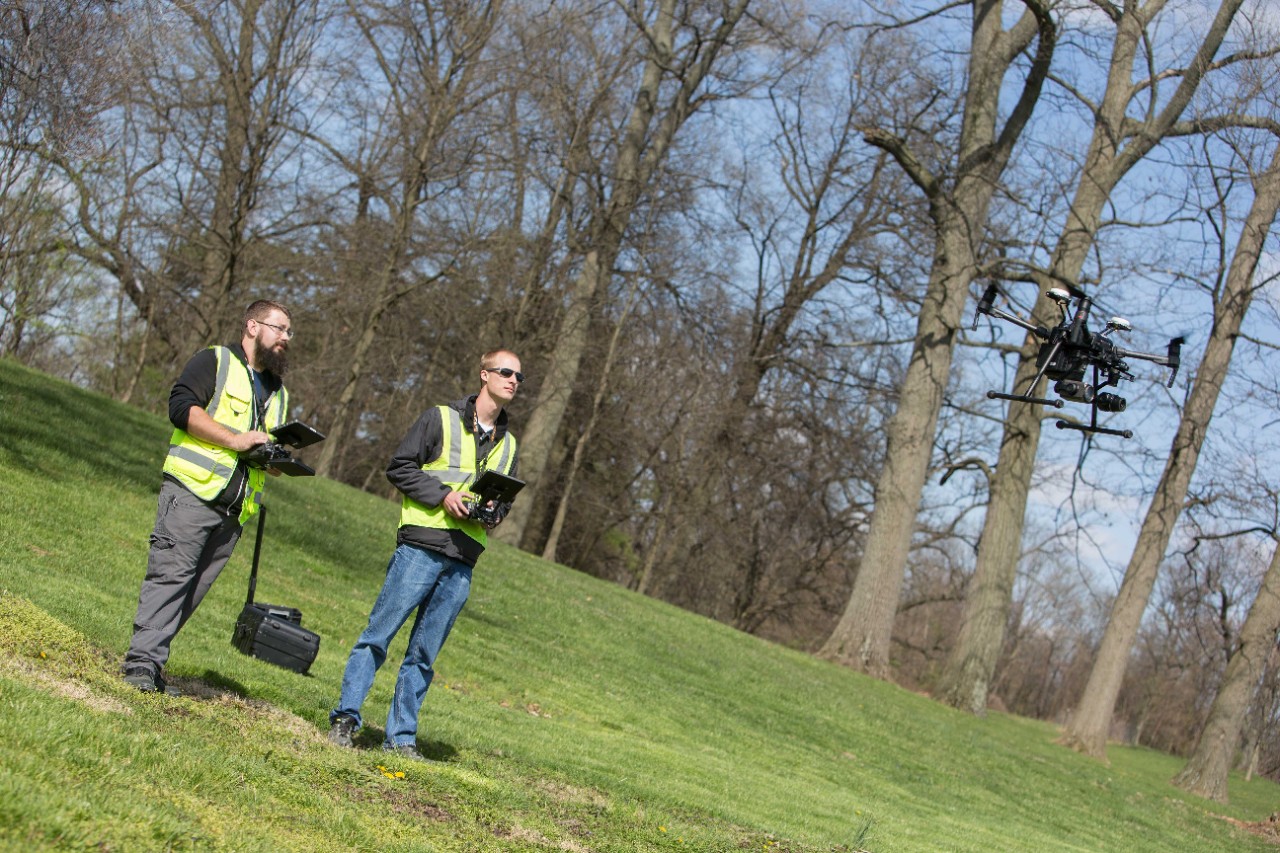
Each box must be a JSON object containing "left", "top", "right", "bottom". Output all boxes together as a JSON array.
[{"left": 1104, "top": 317, "right": 1132, "bottom": 336}]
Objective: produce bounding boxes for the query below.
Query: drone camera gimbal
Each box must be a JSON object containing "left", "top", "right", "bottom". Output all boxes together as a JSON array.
[{"left": 972, "top": 281, "right": 1183, "bottom": 439}]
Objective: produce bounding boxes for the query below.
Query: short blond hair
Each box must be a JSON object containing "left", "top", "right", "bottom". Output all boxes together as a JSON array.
[{"left": 480, "top": 349, "right": 519, "bottom": 370}]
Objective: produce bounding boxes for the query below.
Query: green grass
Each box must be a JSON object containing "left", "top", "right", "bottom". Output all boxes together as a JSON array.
[{"left": 0, "top": 355, "right": 1276, "bottom": 852}]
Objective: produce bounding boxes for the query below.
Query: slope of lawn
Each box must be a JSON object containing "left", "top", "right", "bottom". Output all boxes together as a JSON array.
[{"left": 1, "top": 356, "right": 1276, "bottom": 852}]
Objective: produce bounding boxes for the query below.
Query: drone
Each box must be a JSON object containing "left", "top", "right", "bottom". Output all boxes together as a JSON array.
[{"left": 972, "top": 281, "right": 1184, "bottom": 439}]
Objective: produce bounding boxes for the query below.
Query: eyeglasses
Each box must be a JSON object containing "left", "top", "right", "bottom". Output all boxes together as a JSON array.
[
  {"left": 484, "top": 366, "right": 524, "bottom": 383},
  {"left": 256, "top": 320, "right": 294, "bottom": 339}
]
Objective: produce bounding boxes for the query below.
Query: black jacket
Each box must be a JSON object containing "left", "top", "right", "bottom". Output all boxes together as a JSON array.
[{"left": 387, "top": 395, "right": 517, "bottom": 567}]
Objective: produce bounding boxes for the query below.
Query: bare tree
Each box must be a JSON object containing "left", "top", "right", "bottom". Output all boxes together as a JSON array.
[
  {"left": 499, "top": 0, "right": 759, "bottom": 549},
  {"left": 308, "top": 0, "right": 506, "bottom": 477},
  {"left": 682, "top": 25, "right": 921, "bottom": 634},
  {"left": 990, "top": 548, "right": 1110, "bottom": 719},
  {"left": 821, "top": 0, "right": 1056, "bottom": 677},
  {"left": 1061, "top": 128, "right": 1280, "bottom": 757},
  {"left": 1173, "top": 536, "right": 1280, "bottom": 802},
  {"left": 145, "top": 0, "right": 324, "bottom": 355},
  {"left": 0, "top": 0, "right": 121, "bottom": 363},
  {"left": 28, "top": 0, "right": 327, "bottom": 408}
]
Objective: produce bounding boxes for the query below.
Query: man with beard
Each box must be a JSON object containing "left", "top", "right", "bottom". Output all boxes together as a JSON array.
[{"left": 122, "top": 300, "right": 297, "bottom": 693}]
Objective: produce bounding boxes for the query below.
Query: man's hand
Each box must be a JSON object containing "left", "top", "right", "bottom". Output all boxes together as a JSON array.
[
  {"left": 228, "top": 430, "right": 273, "bottom": 452},
  {"left": 442, "top": 489, "right": 473, "bottom": 520},
  {"left": 184, "top": 407, "right": 271, "bottom": 453}
]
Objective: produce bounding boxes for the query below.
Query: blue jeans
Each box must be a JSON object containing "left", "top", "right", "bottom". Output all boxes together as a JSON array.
[{"left": 331, "top": 543, "right": 472, "bottom": 746}]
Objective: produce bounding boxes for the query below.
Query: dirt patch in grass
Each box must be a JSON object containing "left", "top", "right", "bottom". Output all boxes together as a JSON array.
[
  {"left": 0, "top": 654, "right": 133, "bottom": 715},
  {"left": 167, "top": 675, "right": 322, "bottom": 743},
  {"left": 346, "top": 783, "right": 455, "bottom": 822},
  {"left": 1223, "top": 813, "right": 1280, "bottom": 846}
]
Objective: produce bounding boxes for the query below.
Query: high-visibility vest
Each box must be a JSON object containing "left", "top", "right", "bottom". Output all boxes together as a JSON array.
[
  {"left": 162, "top": 346, "right": 289, "bottom": 524},
  {"left": 399, "top": 405, "right": 518, "bottom": 547}
]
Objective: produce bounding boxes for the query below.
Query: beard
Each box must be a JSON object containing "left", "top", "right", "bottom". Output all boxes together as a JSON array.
[{"left": 254, "top": 338, "right": 289, "bottom": 376}]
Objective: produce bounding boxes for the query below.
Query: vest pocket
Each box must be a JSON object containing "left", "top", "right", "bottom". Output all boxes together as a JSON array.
[{"left": 224, "top": 389, "right": 251, "bottom": 420}]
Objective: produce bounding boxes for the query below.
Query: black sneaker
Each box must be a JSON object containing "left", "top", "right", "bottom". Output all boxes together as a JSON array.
[
  {"left": 329, "top": 714, "right": 357, "bottom": 748},
  {"left": 381, "top": 742, "right": 427, "bottom": 761},
  {"left": 122, "top": 665, "right": 164, "bottom": 694}
]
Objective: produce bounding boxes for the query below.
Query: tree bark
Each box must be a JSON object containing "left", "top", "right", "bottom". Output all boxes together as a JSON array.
[
  {"left": 935, "top": 385, "right": 1041, "bottom": 712},
  {"left": 540, "top": 271, "right": 643, "bottom": 562}
]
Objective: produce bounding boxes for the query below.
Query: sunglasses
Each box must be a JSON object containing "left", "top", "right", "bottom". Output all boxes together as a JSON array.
[{"left": 485, "top": 366, "right": 524, "bottom": 383}]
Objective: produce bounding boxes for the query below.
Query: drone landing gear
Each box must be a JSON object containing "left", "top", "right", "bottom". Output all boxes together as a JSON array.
[
  {"left": 986, "top": 390, "right": 1064, "bottom": 408},
  {"left": 1055, "top": 420, "right": 1133, "bottom": 440}
]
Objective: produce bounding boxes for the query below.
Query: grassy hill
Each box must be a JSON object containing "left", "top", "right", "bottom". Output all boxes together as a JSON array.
[{"left": 1, "top": 356, "right": 1276, "bottom": 853}]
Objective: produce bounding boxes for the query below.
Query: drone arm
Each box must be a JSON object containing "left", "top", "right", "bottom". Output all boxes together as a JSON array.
[
  {"left": 1114, "top": 346, "right": 1171, "bottom": 366},
  {"left": 1113, "top": 336, "right": 1184, "bottom": 388},
  {"left": 993, "top": 309, "right": 1043, "bottom": 336},
  {"left": 972, "top": 282, "right": 1049, "bottom": 338}
]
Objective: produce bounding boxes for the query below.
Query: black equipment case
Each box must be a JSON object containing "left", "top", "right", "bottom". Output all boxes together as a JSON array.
[{"left": 231, "top": 506, "right": 320, "bottom": 674}]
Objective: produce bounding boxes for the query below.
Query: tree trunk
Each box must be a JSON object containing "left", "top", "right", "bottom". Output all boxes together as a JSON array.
[
  {"left": 540, "top": 271, "right": 641, "bottom": 562},
  {"left": 1173, "top": 542, "right": 1280, "bottom": 803},
  {"left": 501, "top": 247, "right": 606, "bottom": 547},
  {"left": 820, "top": 0, "right": 1054, "bottom": 677},
  {"left": 935, "top": 356, "right": 1043, "bottom": 712},
  {"left": 1061, "top": 138, "right": 1280, "bottom": 759}
]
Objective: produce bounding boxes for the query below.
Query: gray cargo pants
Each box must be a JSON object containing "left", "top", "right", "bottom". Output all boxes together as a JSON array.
[{"left": 124, "top": 479, "right": 243, "bottom": 674}]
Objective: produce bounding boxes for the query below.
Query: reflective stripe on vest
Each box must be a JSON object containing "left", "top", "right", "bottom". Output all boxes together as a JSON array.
[
  {"left": 161, "top": 346, "right": 289, "bottom": 523},
  {"left": 399, "top": 405, "right": 518, "bottom": 547}
]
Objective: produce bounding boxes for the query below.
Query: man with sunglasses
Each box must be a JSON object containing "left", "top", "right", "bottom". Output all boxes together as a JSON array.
[
  {"left": 122, "top": 300, "right": 297, "bottom": 693},
  {"left": 329, "top": 350, "right": 521, "bottom": 760}
]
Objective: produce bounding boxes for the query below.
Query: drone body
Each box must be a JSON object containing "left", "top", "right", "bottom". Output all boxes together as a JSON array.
[{"left": 973, "top": 283, "right": 1183, "bottom": 439}]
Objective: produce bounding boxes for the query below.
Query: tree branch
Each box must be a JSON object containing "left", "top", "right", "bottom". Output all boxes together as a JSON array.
[{"left": 861, "top": 127, "right": 939, "bottom": 199}]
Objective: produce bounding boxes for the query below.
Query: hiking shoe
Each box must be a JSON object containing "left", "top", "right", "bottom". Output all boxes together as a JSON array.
[
  {"left": 382, "top": 742, "right": 428, "bottom": 761},
  {"left": 329, "top": 714, "right": 357, "bottom": 748},
  {"left": 122, "top": 665, "right": 164, "bottom": 694}
]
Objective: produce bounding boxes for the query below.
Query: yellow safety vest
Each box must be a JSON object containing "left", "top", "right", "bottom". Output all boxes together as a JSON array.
[
  {"left": 399, "top": 405, "right": 518, "bottom": 547},
  {"left": 162, "top": 346, "right": 290, "bottom": 524}
]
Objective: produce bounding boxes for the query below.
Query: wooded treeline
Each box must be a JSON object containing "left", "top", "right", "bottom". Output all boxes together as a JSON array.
[{"left": 4, "top": 0, "right": 1280, "bottom": 801}]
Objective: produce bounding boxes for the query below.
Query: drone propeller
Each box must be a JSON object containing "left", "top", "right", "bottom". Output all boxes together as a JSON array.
[
  {"left": 1165, "top": 336, "right": 1185, "bottom": 387},
  {"left": 972, "top": 281, "right": 999, "bottom": 330}
]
